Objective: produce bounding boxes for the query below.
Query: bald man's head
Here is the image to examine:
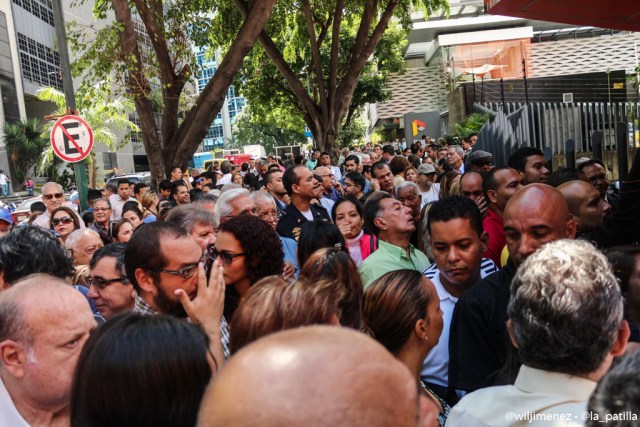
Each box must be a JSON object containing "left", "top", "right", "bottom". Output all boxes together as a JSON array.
[
  {"left": 198, "top": 326, "right": 433, "bottom": 427},
  {"left": 558, "top": 180, "right": 611, "bottom": 234},
  {"left": 0, "top": 274, "right": 96, "bottom": 418},
  {"left": 503, "top": 184, "right": 576, "bottom": 266}
]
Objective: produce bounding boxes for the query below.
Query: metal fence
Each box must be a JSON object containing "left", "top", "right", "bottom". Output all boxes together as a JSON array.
[{"left": 472, "top": 101, "right": 640, "bottom": 170}]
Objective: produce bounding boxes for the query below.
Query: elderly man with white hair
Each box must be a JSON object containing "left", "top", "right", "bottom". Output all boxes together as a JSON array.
[
  {"left": 33, "top": 182, "right": 84, "bottom": 229},
  {"left": 65, "top": 229, "right": 104, "bottom": 267},
  {"left": 447, "top": 240, "right": 629, "bottom": 427},
  {"left": 251, "top": 191, "right": 298, "bottom": 279}
]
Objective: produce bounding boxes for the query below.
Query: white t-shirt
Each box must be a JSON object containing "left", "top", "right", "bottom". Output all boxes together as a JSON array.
[
  {"left": 420, "top": 184, "right": 440, "bottom": 209},
  {"left": 420, "top": 258, "right": 498, "bottom": 386},
  {"left": 300, "top": 209, "right": 314, "bottom": 221}
]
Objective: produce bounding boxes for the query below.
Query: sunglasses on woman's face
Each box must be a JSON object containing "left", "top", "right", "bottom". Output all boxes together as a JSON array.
[{"left": 52, "top": 216, "right": 73, "bottom": 226}]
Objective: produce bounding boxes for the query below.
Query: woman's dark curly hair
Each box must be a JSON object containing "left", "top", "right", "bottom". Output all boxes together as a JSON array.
[{"left": 218, "top": 214, "right": 284, "bottom": 320}]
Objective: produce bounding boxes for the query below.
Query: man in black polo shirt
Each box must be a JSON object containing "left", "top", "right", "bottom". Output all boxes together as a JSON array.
[
  {"left": 276, "top": 165, "right": 330, "bottom": 241},
  {"left": 448, "top": 184, "right": 576, "bottom": 395}
]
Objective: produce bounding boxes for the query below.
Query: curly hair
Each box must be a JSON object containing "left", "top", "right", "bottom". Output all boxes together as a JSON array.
[{"left": 218, "top": 214, "right": 284, "bottom": 320}]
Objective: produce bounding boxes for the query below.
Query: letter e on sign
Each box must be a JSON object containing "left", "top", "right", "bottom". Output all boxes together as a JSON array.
[{"left": 50, "top": 115, "right": 94, "bottom": 163}]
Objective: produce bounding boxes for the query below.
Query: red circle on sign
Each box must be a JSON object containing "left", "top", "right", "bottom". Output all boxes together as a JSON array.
[{"left": 50, "top": 115, "right": 94, "bottom": 163}]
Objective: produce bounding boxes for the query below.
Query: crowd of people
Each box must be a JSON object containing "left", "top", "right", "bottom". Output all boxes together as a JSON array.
[{"left": 1, "top": 134, "right": 640, "bottom": 426}]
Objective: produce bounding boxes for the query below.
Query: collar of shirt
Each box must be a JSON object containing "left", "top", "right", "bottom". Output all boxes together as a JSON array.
[
  {"left": 134, "top": 294, "right": 158, "bottom": 315},
  {"left": 514, "top": 365, "right": 597, "bottom": 400},
  {"left": 377, "top": 239, "right": 417, "bottom": 262}
]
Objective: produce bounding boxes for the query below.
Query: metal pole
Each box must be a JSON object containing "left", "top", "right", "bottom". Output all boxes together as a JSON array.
[
  {"left": 52, "top": 0, "right": 88, "bottom": 211},
  {"left": 522, "top": 59, "right": 529, "bottom": 105}
]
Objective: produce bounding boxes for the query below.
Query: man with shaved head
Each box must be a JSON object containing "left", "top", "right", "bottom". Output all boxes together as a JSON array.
[
  {"left": 197, "top": 326, "right": 438, "bottom": 427},
  {"left": 558, "top": 180, "right": 611, "bottom": 238},
  {"left": 449, "top": 184, "right": 576, "bottom": 394},
  {"left": 0, "top": 274, "right": 96, "bottom": 426}
]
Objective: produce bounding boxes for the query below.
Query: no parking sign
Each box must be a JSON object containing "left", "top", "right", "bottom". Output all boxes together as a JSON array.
[{"left": 50, "top": 115, "right": 94, "bottom": 163}]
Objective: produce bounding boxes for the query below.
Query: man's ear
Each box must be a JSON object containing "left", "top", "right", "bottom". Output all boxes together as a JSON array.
[
  {"left": 487, "top": 189, "right": 499, "bottom": 205},
  {"left": 0, "top": 271, "right": 9, "bottom": 291},
  {"left": 373, "top": 216, "right": 387, "bottom": 232},
  {"left": 565, "top": 216, "right": 577, "bottom": 239},
  {"left": 0, "top": 340, "right": 26, "bottom": 378},
  {"left": 611, "top": 320, "right": 630, "bottom": 357},
  {"left": 134, "top": 268, "right": 156, "bottom": 295},
  {"left": 480, "top": 231, "right": 490, "bottom": 253}
]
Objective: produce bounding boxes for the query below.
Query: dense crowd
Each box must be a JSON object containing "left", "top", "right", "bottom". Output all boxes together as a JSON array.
[{"left": 1, "top": 134, "right": 640, "bottom": 426}]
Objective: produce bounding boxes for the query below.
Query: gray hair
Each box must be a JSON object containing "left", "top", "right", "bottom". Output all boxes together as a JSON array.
[
  {"left": 449, "top": 145, "right": 464, "bottom": 157},
  {"left": 250, "top": 191, "right": 276, "bottom": 208},
  {"left": 396, "top": 181, "right": 419, "bottom": 194},
  {"left": 92, "top": 197, "right": 112, "bottom": 209},
  {"left": 507, "top": 239, "right": 623, "bottom": 376},
  {"left": 65, "top": 229, "right": 100, "bottom": 251},
  {"left": 213, "top": 188, "right": 251, "bottom": 222},
  {"left": 587, "top": 350, "right": 640, "bottom": 427},
  {"left": 42, "top": 181, "right": 63, "bottom": 194},
  {"left": 165, "top": 204, "right": 216, "bottom": 234}
]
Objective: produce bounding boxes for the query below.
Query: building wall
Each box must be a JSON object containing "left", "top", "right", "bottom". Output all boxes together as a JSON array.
[
  {"left": 373, "top": 60, "right": 447, "bottom": 124},
  {"left": 0, "top": 0, "right": 27, "bottom": 188},
  {"left": 529, "top": 32, "right": 640, "bottom": 78}
]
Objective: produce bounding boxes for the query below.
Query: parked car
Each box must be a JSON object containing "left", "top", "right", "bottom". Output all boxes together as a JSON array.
[{"left": 106, "top": 172, "right": 152, "bottom": 187}]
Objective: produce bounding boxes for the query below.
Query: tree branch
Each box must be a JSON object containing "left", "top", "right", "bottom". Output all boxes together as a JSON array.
[
  {"left": 132, "top": 0, "right": 185, "bottom": 147},
  {"left": 346, "top": 0, "right": 375, "bottom": 74},
  {"left": 169, "top": 0, "right": 277, "bottom": 167},
  {"left": 335, "top": 0, "right": 398, "bottom": 128},
  {"left": 111, "top": 0, "right": 164, "bottom": 180},
  {"left": 232, "top": 0, "right": 321, "bottom": 123},
  {"left": 301, "top": 0, "right": 328, "bottom": 122},
  {"left": 328, "top": 0, "right": 343, "bottom": 127}
]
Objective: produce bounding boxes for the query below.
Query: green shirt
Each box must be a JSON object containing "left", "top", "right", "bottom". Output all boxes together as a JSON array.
[{"left": 359, "top": 239, "right": 430, "bottom": 289}]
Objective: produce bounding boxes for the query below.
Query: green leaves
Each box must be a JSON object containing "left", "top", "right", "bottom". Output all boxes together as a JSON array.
[{"left": 2, "top": 119, "right": 49, "bottom": 188}]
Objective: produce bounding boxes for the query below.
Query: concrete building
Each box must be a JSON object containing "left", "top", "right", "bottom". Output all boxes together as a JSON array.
[{"left": 370, "top": 0, "right": 640, "bottom": 148}]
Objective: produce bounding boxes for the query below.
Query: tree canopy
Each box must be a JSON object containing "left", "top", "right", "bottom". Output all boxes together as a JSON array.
[
  {"left": 210, "top": 0, "right": 448, "bottom": 154},
  {"left": 68, "top": 0, "right": 276, "bottom": 186}
]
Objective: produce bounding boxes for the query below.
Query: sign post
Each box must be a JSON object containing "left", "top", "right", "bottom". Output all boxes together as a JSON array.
[{"left": 52, "top": 0, "right": 88, "bottom": 211}]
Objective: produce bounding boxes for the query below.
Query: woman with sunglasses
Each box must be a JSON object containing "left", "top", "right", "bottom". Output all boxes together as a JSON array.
[
  {"left": 50, "top": 206, "right": 81, "bottom": 243},
  {"left": 213, "top": 214, "right": 283, "bottom": 321}
]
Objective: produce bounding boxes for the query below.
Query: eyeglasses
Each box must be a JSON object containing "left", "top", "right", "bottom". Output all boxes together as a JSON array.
[
  {"left": 86, "top": 275, "right": 129, "bottom": 290},
  {"left": 148, "top": 254, "right": 206, "bottom": 279},
  {"left": 93, "top": 207, "right": 111, "bottom": 212},
  {"left": 207, "top": 245, "right": 245, "bottom": 266},
  {"left": 43, "top": 192, "right": 64, "bottom": 200},
  {"left": 52, "top": 216, "right": 73, "bottom": 226}
]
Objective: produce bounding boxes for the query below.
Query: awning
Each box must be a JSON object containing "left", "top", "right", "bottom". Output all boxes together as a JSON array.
[{"left": 487, "top": 0, "right": 640, "bottom": 32}]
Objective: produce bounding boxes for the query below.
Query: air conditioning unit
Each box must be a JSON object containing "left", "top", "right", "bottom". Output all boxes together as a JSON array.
[{"left": 563, "top": 93, "right": 574, "bottom": 103}]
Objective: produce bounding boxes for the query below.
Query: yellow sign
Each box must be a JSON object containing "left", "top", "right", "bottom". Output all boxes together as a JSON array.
[{"left": 613, "top": 83, "right": 624, "bottom": 89}]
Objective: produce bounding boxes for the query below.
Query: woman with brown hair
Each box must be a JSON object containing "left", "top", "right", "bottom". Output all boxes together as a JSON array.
[
  {"left": 229, "top": 276, "right": 341, "bottom": 353},
  {"left": 50, "top": 206, "right": 81, "bottom": 243},
  {"left": 362, "top": 269, "right": 448, "bottom": 427},
  {"left": 300, "top": 247, "right": 363, "bottom": 330}
]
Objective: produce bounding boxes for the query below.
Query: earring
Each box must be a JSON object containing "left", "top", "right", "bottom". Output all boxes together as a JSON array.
[{"left": 424, "top": 335, "right": 429, "bottom": 342}]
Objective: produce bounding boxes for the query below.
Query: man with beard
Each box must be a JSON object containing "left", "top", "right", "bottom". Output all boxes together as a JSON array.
[{"left": 124, "top": 221, "right": 227, "bottom": 360}]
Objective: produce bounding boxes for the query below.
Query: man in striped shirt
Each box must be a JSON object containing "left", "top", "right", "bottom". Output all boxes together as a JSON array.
[{"left": 420, "top": 196, "right": 497, "bottom": 406}]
